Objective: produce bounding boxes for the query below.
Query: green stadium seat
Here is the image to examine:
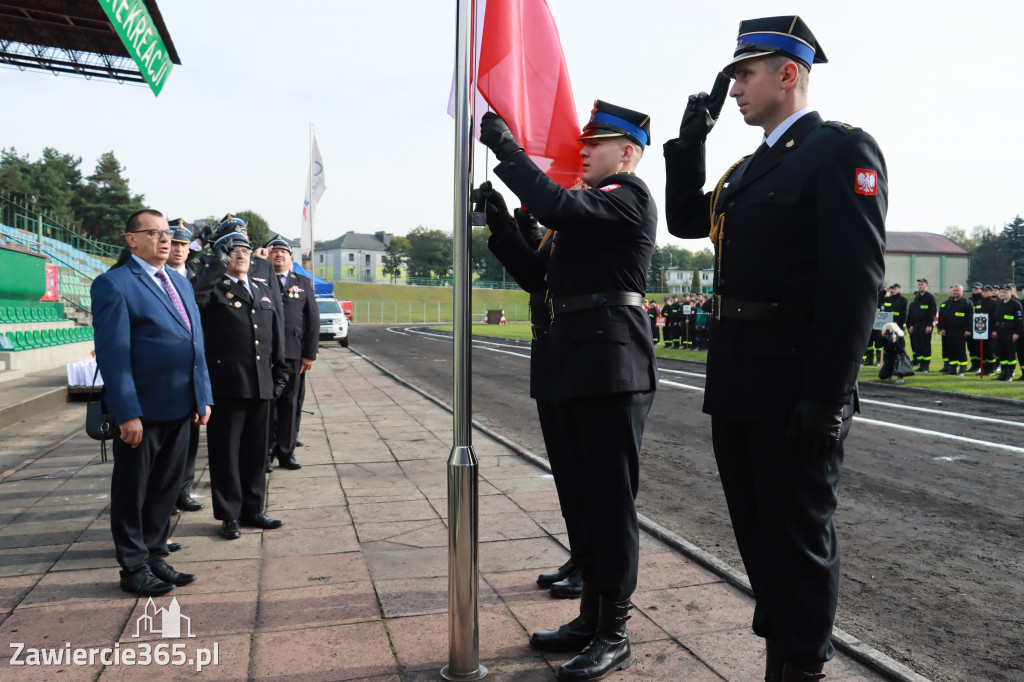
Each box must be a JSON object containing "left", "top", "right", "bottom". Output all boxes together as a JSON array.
[
  {"left": 13, "top": 307, "right": 28, "bottom": 323},
  {"left": 32, "top": 330, "right": 44, "bottom": 348},
  {"left": 5, "top": 331, "right": 21, "bottom": 351},
  {"left": 47, "top": 329, "right": 58, "bottom": 346},
  {"left": 87, "top": 327, "right": 95, "bottom": 340},
  {"left": 0, "top": 307, "right": 10, "bottom": 323},
  {"left": 60, "top": 328, "right": 70, "bottom": 344}
]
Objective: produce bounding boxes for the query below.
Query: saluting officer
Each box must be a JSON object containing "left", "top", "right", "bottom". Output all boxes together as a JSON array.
[
  {"left": 883, "top": 283, "right": 907, "bottom": 327},
  {"left": 992, "top": 284, "right": 1023, "bottom": 381},
  {"left": 194, "top": 231, "right": 288, "bottom": 540},
  {"left": 938, "top": 284, "right": 972, "bottom": 375},
  {"left": 480, "top": 100, "right": 658, "bottom": 681},
  {"left": 266, "top": 237, "right": 319, "bottom": 470},
  {"left": 166, "top": 219, "right": 204, "bottom": 513},
  {"left": 664, "top": 16, "right": 886, "bottom": 680},
  {"left": 907, "top": 278, "right": 937, "bottom": 372}
]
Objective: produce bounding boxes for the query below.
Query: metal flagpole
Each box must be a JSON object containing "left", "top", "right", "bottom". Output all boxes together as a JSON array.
[
  {"left": 441, "top": 0, "right": 485, "bottom": 678},
  {"left": 308, "top": 123, "right": 315, "bottom": 275}
]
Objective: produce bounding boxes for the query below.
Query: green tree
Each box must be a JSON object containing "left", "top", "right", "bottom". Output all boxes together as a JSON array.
[
  {"left": 1004, "top": 215, "right": 1024, "bottom": 284},
  {"left": 647, "top": 245, "right": 664, "bottom": 292},
  {"left": 235, "top": 210, "right": 270, "bottom": 247},
  {"left": 382, "top": 235, "right": 410, "bottom": 283},
  {"left": 660, "top": 244, "right": 693, "bottom": 270},
  {"left": 406, "top": 226, "right": 453, "bottom": 279},
  {"left": 0, "top": 148, "right": 33, "bottom": 197},
  {"left": 77, "top": 151, "right": 145, "bottom": 242},
  {"left": 470, "top": 226, "right": 509, "bottom": 282},
  {"left": 968, "top": 229, "right": 1012, "bottom": 284}
]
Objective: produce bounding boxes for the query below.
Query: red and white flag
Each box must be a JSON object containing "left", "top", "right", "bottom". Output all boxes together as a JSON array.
[{"left": 449, "top": 0, "right": 582, "bottom": 188}]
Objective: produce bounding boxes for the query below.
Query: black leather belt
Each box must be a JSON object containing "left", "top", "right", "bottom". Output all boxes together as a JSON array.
[
  {"left": 712, "top": 295, "right": 812, "bottom": 323},
  {"left": 531, "top": 326, "right": 550, "bottom": 340},
  {"left": 549, "top": 291, "right": 644, "bottom": 319}
]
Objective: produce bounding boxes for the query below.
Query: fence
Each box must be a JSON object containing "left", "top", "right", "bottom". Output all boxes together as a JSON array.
[
  {"left": 349, "top": 301, "right": 527, "bottom": 325},
  {"left": 0, "top": 192, "right": 122, "bottom": 262}
]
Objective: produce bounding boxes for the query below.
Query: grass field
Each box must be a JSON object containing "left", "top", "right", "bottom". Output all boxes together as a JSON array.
[
  {"left": 435, "top": 322, "right": 1023, "bottom": 400},
  {"left": 331, "top": 282, "right": 529, "bottom": 324}
]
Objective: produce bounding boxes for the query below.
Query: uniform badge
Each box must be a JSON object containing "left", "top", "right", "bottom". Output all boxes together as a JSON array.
[
  {"left": 855, "top": 169, "right": 878, "bottom": 196},
  {"left": 226, "top": 292, "right": 234, "bottom": 299},
  {"left": 261, "top": 296, "right": 272, "bottom": 303},
  {"left": 234, "top": 301, "right": 242, "bottom": 308},
  {"left": 598, "top": 184, "right": 621, "bottom": 192}
]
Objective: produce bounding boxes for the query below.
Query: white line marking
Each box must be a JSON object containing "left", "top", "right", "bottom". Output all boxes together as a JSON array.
[
  {"left": 858, "top": 398, "right": 1024, "bottom": 427},
  {"left": 851, "top": 417, "right": 1024, "bottom": 455}
]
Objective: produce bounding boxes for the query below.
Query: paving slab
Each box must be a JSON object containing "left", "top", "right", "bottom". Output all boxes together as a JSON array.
[{"left": 0, "top": 347, "right": 914, "bottom": 682}]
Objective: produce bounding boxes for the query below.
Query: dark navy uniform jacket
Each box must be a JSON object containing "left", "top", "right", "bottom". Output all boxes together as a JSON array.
[
  {"left": 494, "top": 153, "right": 658, "bottom": 402},
  {"left": 665, "top": 111, "right": 887, "bottom": 420},
  {"left": 193, "top": 261, "right": 287, "bottom": 401},
  {"left": 488, "top": 212, "right": 555, "bottom": 401},
  {"left": 907, "top": 291, "right": 937, "bottom": 328},
  {"left": 277, "top": 271, "right": 320, "bottom": 361}
]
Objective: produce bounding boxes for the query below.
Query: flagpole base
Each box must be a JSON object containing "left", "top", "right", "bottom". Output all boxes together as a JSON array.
[{"left": 440, "top": 663, "right": 488, "bottom": 681}]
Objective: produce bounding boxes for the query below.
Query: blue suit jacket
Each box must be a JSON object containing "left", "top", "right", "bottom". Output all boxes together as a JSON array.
[{"left": 91, "top": 256, "right": 213, "bottom": 424}]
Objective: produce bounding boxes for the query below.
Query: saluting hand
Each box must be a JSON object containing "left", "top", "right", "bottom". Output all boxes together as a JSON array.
[{"left": 678, "top": 72, "right": 731, "bottom": 144}]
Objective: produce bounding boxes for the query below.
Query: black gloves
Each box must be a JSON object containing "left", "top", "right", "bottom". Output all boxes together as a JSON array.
[
  {"left": 513, "top": 208, "right": 539, "bottom": 236},
  {"left": 273, "top": 373, "right": 288, "bottom": 400},
  {"left": 785, "top": 400, "right": 844, "bottom": 458},
  {"left": 473, "top": 181, "right": 515, "bottom": 235},
  {"left": 479, "top": 112, "right": 523, "bottom": 161},
  {"left": 677, "top": 72, "right": 731, "bottom": 144},
  {"left": 197, "top": 223, "right": 217, "bottom": 246},
  {"left": 212, "top": 235, "right": 233, "bottom": 266}
]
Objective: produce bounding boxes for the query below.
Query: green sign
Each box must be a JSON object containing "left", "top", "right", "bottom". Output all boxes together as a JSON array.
[{"left": 98, "top": 0, "right": 173, "bottom": 96}]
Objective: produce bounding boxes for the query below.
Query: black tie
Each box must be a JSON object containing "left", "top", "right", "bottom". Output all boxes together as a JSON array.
[{"left": 747, "top": 142, "right": 769, "bottom": 170}]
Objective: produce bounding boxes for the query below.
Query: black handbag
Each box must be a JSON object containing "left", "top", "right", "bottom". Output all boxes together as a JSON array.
[
  {"left": 85, "top": 366, "right": 118, "bottom": 462},
  {"left": 894, "top": 352, "right": 916, "bottom": 378}
]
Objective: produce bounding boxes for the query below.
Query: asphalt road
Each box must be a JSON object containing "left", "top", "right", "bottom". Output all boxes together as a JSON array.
[{"left": 345, "top": 324, "right": 1024, "bottom": 682}]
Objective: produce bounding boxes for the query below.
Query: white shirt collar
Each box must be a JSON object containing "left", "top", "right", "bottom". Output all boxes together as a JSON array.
[
  {"left": 132, "top": 253, "right": 165, "bottom": 278},
  {"left": 764, "top": 108, "right": 812, "bottom": 148},
  {"left": 169, "top": 264, "right": 187, "bottom": 277}
]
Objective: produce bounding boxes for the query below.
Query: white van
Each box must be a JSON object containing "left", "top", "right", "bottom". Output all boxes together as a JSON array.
[{"left": 316, "top": 296, "right": 349, "bottom": 347}]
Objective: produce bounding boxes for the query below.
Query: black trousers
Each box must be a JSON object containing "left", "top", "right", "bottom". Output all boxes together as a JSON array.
[
  {"left": 909, "top": 328, "right": 931, "bottom": 363},
  {"left": 711, "top": 414, "right": 851, "bottom": 668},
  {"left": 109, "top": 415, "right": 190, "bottom": 574},
  {"left": 945, "top": 330, "right": 968, "bottom": 366},
  {"left": 207, "top": 398, "right": 270, "bottom": 521},
  {"left": 178, "top": 421, "right": 200, "bottom": 502},
  {"left": 270, "top": 358, "right": 301, "bottom": 463},
  {"left": 995, "top": 331, "right": 1017, "bottom": 364},
  {"left": 546, "top": 390, "right": 654, "bottom": 602},
  {"left": 536, "top": 400, "right": 583, "bottom": 562}
]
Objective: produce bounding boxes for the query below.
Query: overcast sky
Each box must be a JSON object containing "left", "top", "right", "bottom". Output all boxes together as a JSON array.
[{"left": 1, "top": 1, "right": 1020, "bottom": 252}]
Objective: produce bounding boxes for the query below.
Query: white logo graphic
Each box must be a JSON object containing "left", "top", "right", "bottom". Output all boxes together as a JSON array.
[
  {"left": 857, "top": 171, "right": 876, "bottom": 194},
  {"left": 134, "top": 597, "right": 195, "bottom": 639}
]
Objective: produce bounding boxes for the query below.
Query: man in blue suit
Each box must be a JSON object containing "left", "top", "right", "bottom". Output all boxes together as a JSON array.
[{"left": 92, "top": 209, "right": 214, "bottom": 597}]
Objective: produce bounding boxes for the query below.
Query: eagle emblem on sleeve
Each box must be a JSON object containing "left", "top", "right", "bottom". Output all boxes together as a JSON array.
[{"left": 855, "top": 169, "right": 878, "bottom": 196}]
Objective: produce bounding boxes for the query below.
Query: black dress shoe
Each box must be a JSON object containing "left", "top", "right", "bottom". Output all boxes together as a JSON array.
[
  {"left": 295, "top": 438, "right": 304, "bottom": 447},
  {"left": 240, "top": 512, "right": 284, "bottom": 529},
  {"left": 549, "top": 566, "right": 583, "bottom": 599},
  {"left": 150, "top": 561, "right": 197, "bottom": 586},
  {"left": 266, "top": 463, "right": 274, "bottom": 473},
  {"left": 531, "top": 583, "right": 597, "bottom": 652},
  {"left": 176, "top": 496, "right": 203, "bottom": 512},
  {"left": 557, "top": 599, "right": 633, "bottom": 681},
  {"left": 221, "top": 519, "right": 241, "bottom": 540},
  {"left": 538, "top": 558, "right": 576, "bottom": 588},
  {"left": 167, "top": 542, "right": 183, "bottom": 552},
  {"left": 279, "top": 458, "right": 302, "bottom": 470},
  {"left": 120, "top": 568, "right": 175, "bottom": 597}
]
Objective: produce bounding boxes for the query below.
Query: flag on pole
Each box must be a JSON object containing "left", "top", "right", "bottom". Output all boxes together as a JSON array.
[
  {"left": 301, "top": 137, "right": 326, "bottom": 262},
  {"left": 449, "top": 0, "right": 582, "bottom": 188}
]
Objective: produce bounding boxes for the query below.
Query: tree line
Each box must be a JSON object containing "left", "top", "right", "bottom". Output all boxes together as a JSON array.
[
  {"left": 945, "top": 216, "right": 1024, "bottom": 284},
  {"left": 379, "top": 225, "right": 713, "bottom": 292}
]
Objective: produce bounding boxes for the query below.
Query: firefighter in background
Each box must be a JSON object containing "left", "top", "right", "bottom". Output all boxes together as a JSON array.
[{"left": 907, "top": 278, "right": 937, "bottom": 372}]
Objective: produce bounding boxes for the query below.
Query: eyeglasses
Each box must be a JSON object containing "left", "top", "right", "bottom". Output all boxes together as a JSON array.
[
  {"left": 131, "top": 229, "right": 174, "bottom": 239},
  {"left": 231, "top": 247, "right": 252, "bottom": 256}
]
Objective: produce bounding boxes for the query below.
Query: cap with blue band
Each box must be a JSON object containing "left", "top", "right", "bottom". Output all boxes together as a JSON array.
[
  {"left": 723, "top": 16, "right": 827, "bottom": 76},
  {"left": 579, "top": 100, "right": 651, "bottom": 148}
]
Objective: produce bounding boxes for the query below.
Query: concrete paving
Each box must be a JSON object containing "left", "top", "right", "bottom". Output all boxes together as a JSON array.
[{"left": 0, "top": 347, "right": 893, "bottom": 680}]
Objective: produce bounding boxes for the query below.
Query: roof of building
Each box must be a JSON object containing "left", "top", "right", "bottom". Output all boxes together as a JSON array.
[
  {"left": 886, "top": 232, "right": 970, "bottom": 256},
  {"left": 318, "top": 231, "right": 392, "bottom": 251}
]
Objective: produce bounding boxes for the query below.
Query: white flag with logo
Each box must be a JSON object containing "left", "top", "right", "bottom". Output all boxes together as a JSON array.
[{"left": 301, "top": 137, "right": 326, "bottom": 261}]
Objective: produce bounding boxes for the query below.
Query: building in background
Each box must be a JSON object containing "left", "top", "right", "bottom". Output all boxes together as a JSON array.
[
  {"left": 313, "top": 231, "right": 401, "bottom": 283},
  {"left": 884, "top": 232, "right": 970, "bottom": 290}
]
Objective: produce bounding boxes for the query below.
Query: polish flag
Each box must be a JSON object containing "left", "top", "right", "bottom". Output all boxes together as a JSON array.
[{"left": 450, "top": 0, "right": 582, "bottom": 189}]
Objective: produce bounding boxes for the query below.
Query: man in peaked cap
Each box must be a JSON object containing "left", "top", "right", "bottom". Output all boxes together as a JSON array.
[
  {"left": 193, "top": 231, "right": 288, "bottom": 540},
  {"left": 165, "top": 219, "right": 205, "bottom": 514},
  {"left": 480, "top": 100, "right": 658, "bottom": 681},
  {"left": 664, "top": 15, "right": 887, "bottom": 681},
  {"left": 907, "top": 278, "right": 937, "bottom": 371},
  {"left": 265, "top": 236, "right": 319, "bottom": 470}
]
